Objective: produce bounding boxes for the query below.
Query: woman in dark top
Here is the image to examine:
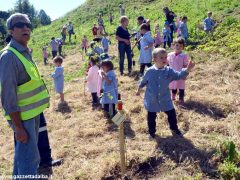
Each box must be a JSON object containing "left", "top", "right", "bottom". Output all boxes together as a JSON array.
[
  {"left": 116, "top": 16, "right": 132, "bottom": 75},
  {"left": 163, "top": 7, "right": 177, "bottom": 42}
]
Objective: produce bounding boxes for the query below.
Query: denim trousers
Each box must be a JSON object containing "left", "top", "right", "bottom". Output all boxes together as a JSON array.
[
  {"left": 8, "top": 115, "right": 40, "bottom": 177},
  {"left": 118, "top": 42, "right": 132, "bottom": 74}
]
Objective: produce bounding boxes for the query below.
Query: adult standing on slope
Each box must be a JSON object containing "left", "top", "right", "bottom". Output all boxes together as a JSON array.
[
  {"left": 163, "top": 7, "right": 177, "bottom": 42},
  {"left": 0, "top": 13, "right": 49, "bottom": 176},
  {"left": 116, "top": 16, "right": 133, "bottom": 76}
]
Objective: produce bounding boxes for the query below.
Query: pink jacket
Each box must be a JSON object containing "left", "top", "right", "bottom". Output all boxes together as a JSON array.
[
  {"left": 168, "top": 52, "right": 189, "bottom": 89},
  {"left": 154, "top": 31, "right": 163, "bottom": 46},
  {"left": 86, "top": 65, "right": 102, "bottom": 95},
  {"left": 82, "top": 38, "right": 88, "bottom": 48},
  {"left": 42, "top": 48, "right": 48, "bottom": 58}
]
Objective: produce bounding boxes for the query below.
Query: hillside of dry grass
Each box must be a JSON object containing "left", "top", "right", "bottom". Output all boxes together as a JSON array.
[{"left": 0, "top": 43, "right": 239, "bottom": 179}]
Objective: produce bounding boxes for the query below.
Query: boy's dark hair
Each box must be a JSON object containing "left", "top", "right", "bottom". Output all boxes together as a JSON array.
[
  {"left": 51, "top": 37, "right": 55, "bottom": 40},
  {"left": 137, "top": 16, "right": 144, "bottom": 21},
  {"left": 182, "top": 16, "right": 188, "bottom": 20},
  {"left": 101, "top": 60, "right": 114, "bottom": 70},
  {"left": 173, "top": 37, "right": 185, "bottom": 47},
  {"left": 140, "top": 23, "right": 149, "bottom": 31},
  {"left": 90, "top": 56, "right": 98, "bottom": 65},
  {"left": 53, "top": 56, "right": 63, "bottom": 64}
]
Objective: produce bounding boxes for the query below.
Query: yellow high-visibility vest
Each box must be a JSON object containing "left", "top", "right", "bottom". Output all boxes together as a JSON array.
[{"left": 0, "top": 46, "right": 49, "bottom": 120}]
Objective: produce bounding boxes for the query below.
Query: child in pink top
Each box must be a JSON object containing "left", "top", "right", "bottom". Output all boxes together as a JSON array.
[
  {"left": 42, "top": 46, "right": 48, "bottom": 65},
  {"left": 154, "top": 24, "right": 163, "bottom": 48},
  {"left": 81, "top": 35, "right": 88, "bottom": 53},
  {"left": 168, "top": 37, "right": 189, "bottom": 104},
  {"left": 85, "top": 57, "right": 102, "bottom": 108}
]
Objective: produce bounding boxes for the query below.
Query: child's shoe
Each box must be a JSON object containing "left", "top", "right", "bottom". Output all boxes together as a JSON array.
[
  {"left": 171, "top": 93, "right": 176, "bottom": 101},
  {"left": 148, "top": 133, "right": 156, "bottom": 140},
  {"left": 178, "top": 99, "right": 184, "bottom": 107},
  {"left": 171, "top": 129, "right": 183, "bottom": 137}
]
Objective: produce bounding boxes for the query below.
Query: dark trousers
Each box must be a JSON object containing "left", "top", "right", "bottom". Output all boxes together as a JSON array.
[
  {"left": 58, "top": 46, "right": 62, "bottom": 56},
  {"left": 140, "top": 63, "right": 152, "bottom": 74},
  {"left": 163, "top": 40, "right": 171, "bottom": 48},
  {"left": 82, "top": 47, "right": 87, "bottom": 53},
  {"left": 91, "top": 92, "right": 98, "bottom": 105},
  {"left": 104, "top": 104, "right": 116, "bottom": 116},
  {"left": 172, "top": 89, "right": 185, "bottom": 100},
  {"left": 118, "top": 43, "right": 132, "bottom": 74},
  {"left": 38, "top": 113, "right": 52, "bottom": 165},
  {"left": 170, "top": 25, "right": 174, "bottom": 43},
  {"left": 52, "top": 51, "right": 57, "bottom": 58},
  {"left": 147, "top": 109, "right": 178, "bottom": 135},
  {"left": 43, "top": 58, "right": 47, "bottom": 65}
]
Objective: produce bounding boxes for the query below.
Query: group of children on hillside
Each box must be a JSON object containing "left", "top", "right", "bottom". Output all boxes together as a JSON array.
[
  {"left": 85, "top": 57, "right": 118, "bottom": 117},
  {"left": 48, "top": 9, "right": 218, "bottom": 139}
]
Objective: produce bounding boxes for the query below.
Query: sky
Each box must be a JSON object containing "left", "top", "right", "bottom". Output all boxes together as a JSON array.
[{"left": 0, "top": 0, "right": 85, "bottom": 20}]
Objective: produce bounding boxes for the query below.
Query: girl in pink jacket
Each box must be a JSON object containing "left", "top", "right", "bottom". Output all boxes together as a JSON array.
[
  {"left": 85, "top": 57, "right": 102, "bottom": 108},
  {"left": 168, "top": 37, "right": 189, "bottom": 104}
]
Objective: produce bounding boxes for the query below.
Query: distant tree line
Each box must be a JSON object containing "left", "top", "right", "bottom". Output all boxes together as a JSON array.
[{"left": 0, "top": 0, "right": 51, "bottom": 43}]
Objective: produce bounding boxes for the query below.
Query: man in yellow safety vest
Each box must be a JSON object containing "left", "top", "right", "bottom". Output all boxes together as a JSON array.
[{"left": 0, "top": 13, "right": 49, "bottom": 177}]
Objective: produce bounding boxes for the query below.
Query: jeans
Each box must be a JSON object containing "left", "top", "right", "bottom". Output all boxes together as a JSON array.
[
  {"left": 140, "top": 63, "right": 152, "bottom": 74},
  {"left": 147, "top": 109, "right": 178, "bottom": 135},
  {"left": 52, "top": 51, "right": 57, "bottom": 58},
  {"left": 8, "top": 115, "right": 40, "bottom": 177},
  {"left": 172, "top": 89, "right": 185, "bottom": 101},
  {"left": 163, "top": 40, "right": 171, "bottom": 48},
  {"left": 58, "top": 46, "right": 62, "bottom": 56},
  {"left": 118, "top": 42, "right": 132, "bottom": 74}
]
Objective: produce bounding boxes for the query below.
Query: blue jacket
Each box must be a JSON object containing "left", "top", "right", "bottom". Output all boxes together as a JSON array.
[
  {"left": 139, "top": 65, "right": 188, "bottom": 112},
  {"left": 139, "top": 31, "right": 154, "bottom": 64},
  {"left": 100, "top": 70, "right": 118, "bottom": 104}
]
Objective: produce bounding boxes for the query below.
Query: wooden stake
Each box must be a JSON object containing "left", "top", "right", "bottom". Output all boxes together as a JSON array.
[
  {"left": 119, "top": 115, "right": 126, "bottom": 176},
  {"left": 117, "top": 98, "right": 126, "bottom": 176}
]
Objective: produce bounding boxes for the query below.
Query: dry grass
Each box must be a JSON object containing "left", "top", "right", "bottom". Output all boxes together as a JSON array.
[{"left": 0, "top": 45, "right": 239, "bottom": 179}]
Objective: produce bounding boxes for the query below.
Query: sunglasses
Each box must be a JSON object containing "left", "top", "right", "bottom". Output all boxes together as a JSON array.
[{"left": 12, "top": 22, "right": 32, "bottom": 29}]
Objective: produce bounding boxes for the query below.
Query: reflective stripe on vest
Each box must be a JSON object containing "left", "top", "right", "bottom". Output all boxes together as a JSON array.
[{"left": 1, "top": 46, "right": 50, "bottom": 120}]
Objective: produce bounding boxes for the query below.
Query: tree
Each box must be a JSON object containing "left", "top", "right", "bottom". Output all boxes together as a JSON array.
[
  {"left": 38, "top": 9, "right": 51, "bottom": 25},
  {"left": 0, "top": 19, "right": 7, "bottom": 39},
  {"left": 0, "top": 11, "right": 10, "bottom": 21}
]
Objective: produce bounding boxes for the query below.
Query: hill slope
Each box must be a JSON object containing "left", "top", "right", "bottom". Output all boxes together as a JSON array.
[{"left": 0, "top": 0, "right": 240, "bottom": 179}]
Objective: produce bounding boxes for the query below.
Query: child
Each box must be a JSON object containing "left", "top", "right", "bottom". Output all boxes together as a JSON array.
[
  {"left": 139, "top": 23, "right": 154, "bottom": 76},
  {"left": 109, "top": 13, "right": 113, "bottom": 25},
  {"left": 51, "top": 56, "right": 64, "bottom": 102},
  {"left": 42, "top": 46, "right": 48, "bottom": 65},
  {"left": 56, "top": 38, "right": 63, "bottom": 56},
  {"left": 97, "top": 14, "right": 105, "bottom": 35},
  {"left": 86, "top": 57, "right": 102, "bottom": 108},
  {"left": 81, "top": 35, "right": 88, "bottom": 53},
  {"left": 101, "top": 33, "right": 110, "bottom": 53},
  {"left": 90, "top": 41, "right": 104, "bottom": 55},
  {"left": 50, "top": 37, "right": 58, "bottom": 58},
  {"left": 162, "top": 21, "right": 171, "bottom": 48},
  {"left": 136, "top": 48, "right": 194, "bottom": 139},
  {"left": 179, "top": 16, "right": 188, "bottom": 42},
  {"left": 168, "top": 37, "right": 189, "bottom": 104},
  {"left": 176, "top": 17, "right": 182, "bottom": 37},
  {"left": 203, "top": 11, "right": 215, "bottom": 33},
  {"left": 100, "top": 60, "right": 118, "bottom": 118},
  {"left": 92, "top": 24, "right": 98, "bottom": 38},
  {"left": 154, "top": 24, "right": 162, "bottom": 48}
]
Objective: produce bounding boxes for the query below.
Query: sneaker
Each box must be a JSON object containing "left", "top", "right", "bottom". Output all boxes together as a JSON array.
[
  {"left": 138, "top": 73, "right": 143, "bottom": 78},
  {"left": 171, "top": 93, "right": 176, "bottom": 101},
  {"left": 171, "top": 129, "right": 183, "bottom": 137},
  {"left": 148, "top": 133, "right": 156, "bottom": 140},
  {"left": 178, "top": 99, "right": 184, "bottom": 104}
]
